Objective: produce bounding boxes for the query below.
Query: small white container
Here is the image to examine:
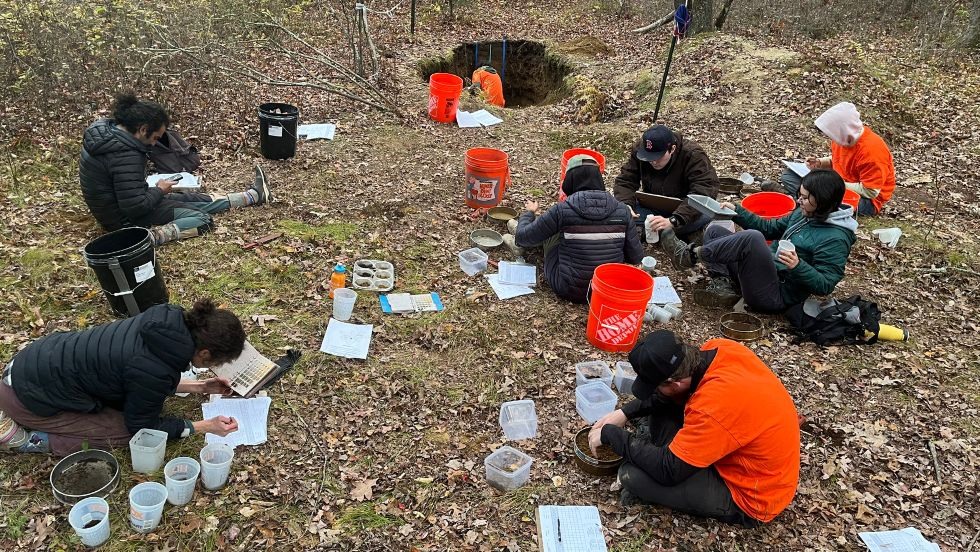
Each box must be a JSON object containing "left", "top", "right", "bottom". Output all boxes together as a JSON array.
[
  {"left": 164, "top": 457, "right": 201, "bottom": 506},
  {"left": 776, "top": 240, "right": 796, "bottom": 256},
  {"left": 200, "top": 443, "right": 235, "bottom": 491},
  {"left": 68, "top": 496, "right": 110, "bottom": 547},
  {"left": 644, "top": 215, "right": 660, "bottom": 244},
  {"left": 574, "top": 361, "right": 612, "bottom": 388},
  {"left": 640, "top": 256, "right": 657, "bottom": 273},
  {"left": 575, "top": 381, "right": 618, "bottom": 423},
  {"left": 129, "top": 482, "right": 168, "bottom": 534},
  {"left": 484, "top": 446, "right": 532, "bottom": 491},
  {"left": 332, "top": 288, "right": 358, "bottom": 321},
  {"left": 647, "top": 305, "right": 671, "bottom": 323},
  {"left": 129, "top": 428, "right": 167, "bottom": 474},
  {"left": 663, "top": 303, "right": 682, "bottom": 319},
  {"left": 458, "top": 247, "right": 489, "bottom": 276},
  {"left": 707, "top": 219, "right": 736, "bottom": 233},
  {"left": 499, "top": 400, "right": 538, "bottom": 440},
  {"left": 613, "top": 361, "right": 637, "bottom": 396}
]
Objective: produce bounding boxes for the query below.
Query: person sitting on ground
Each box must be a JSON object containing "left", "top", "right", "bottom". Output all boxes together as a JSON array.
[
  {"left": 660, "top": 169, "right": 857, "bottom": 311},
  {"left": 504, "top": 155, "right": 643, "bottom": 304},
  {"left": 470, "top": 65, "right": 505, "bottom": 107},
  {"left": 79, "top": 92, "right": 272, "bottom": 246},
  {"left": 0, "top": 299, "right": 245, "bottom": 456},
  {"left": 589, "top": 330, "right": 800, "bottom": 527},
  {"left": 613, "top": 125, "right": 720, "bottom": 242},
  {"left": 774, "top": 102, "right": 895, "bottom": 216}
]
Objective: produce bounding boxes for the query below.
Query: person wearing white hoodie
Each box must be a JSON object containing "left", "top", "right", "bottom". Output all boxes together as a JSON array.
[{"left": 777, "top": 102, "right": 896, "bottom": 215}]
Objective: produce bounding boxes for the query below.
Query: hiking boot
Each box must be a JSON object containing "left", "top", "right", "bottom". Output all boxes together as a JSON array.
[
  {"left": 251, "top": 164, "right": 271, "bottom": 205},
  {"left": 150, "top": 223, "right": 180, "bottom": 247},
  {"left": 506, "top": 218, "right": 518, "bottom": 234},
  {"left": 660, "top": 229, "right": 696, "bottom": 269},
  {"left": 501, "top": 234, "right": 524, "bottom": 257},
  {"left": 759, "top": 179, "right": 787, "bottom": 194},
  {"left": 620, "top": 487, "right": 644, "bottom": 507},
  {"left": 693, "top": 276, "right": 742, "bottom": 308}
]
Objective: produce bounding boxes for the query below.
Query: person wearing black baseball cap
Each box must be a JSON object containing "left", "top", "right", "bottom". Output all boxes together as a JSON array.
[
  {"left": 588, "top": 330, "right": 800, "bottom": 526},
  {"left": 612, "top": 125, "right": 720, "bottom": 243}
]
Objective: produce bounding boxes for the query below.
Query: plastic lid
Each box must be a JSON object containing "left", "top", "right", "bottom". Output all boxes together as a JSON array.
[{"left": 334, "top": 264, "right": 346, "bottom": 273}]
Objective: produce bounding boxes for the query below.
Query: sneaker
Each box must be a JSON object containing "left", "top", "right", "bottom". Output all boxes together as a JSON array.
[
  {"left": 11, "top": 430, "right": 49, "bottom": 454},
  {"left": 501, "top": 234, "right": 524, "bottom": 257},
  {"left": 620, "top": 487, "right": 644, "bottom": 507},
  {"left": 506, "top": 218, "right": 518, "bottom": 234},
  {"left": 251, "top": 164, "right": 271, "bottom": 205},
  {"left": 693, "top": 277, "right": 742, "bottom": 308},
  {"left": 660, "top": 229, "right": 695, "bottom": 269},
  {"left": 759, "top": 179, "right": 787, "bottom": 194}
]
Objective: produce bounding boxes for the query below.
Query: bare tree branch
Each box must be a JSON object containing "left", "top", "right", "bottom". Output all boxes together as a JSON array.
[{"left": 631, "top": 10, "right": 675, "bottom": 33}]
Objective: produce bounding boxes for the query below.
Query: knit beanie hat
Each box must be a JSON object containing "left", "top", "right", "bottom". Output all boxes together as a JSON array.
[{"left": 815, "top": 102, "right": 865, "bottom": 147}]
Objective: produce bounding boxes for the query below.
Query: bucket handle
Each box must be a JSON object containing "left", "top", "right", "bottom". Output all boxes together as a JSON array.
[{"left": 107, "top": 258, "right": 142, "bottom": 317}]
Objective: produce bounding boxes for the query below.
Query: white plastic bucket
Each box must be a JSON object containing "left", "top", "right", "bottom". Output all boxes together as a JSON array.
[
  {"left": 200, "top": 444, "right": 235, "bottom": 490},
  {"left": 129, "top": 428, "right": 167, "bottom": 474},
  {"left": 332, "top": 288, "right": 358, "bottom": 321},
  {"left": 129, "top": 482, "right": 168, "bottom": 533},
  {"left": 68, "top": 496, "right": 111, "bottom": 547},
  {"left": 164, "top": 457, "right": 201, "bottom": 506}
]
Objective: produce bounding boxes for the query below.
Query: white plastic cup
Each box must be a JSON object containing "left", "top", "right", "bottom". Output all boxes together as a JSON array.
[
  {"left": 776, "top": 240, "right": 796, "bottom": 257},
  {"left": 129, "top": 482, "right": 168, "bottom": 533},
  {"left": 164, "top": 457, "right": 201, "bottom": 506},
  {"left": 332, "top": 288, "right": 358, "bottom": 321},
  {"left": 644, "top": 215, "right": 660, "bottom": 244},
  {"left": 129, "top": 428, "right": 167, "bottom": 474},
  {"left": 648, "top": 305, "right": 671, "bottom": 323},
  {"left": 663, "top": 303, "right": 682, "bottom": 318},
  {"left": 69, "top": 496, "right": 111, "bottom": 547},
  {"left": 640, "top": 256, "right": 657, "bottom": 273},
  {"left": 200, "top": 444, "right": 235, "bottom": 490}
]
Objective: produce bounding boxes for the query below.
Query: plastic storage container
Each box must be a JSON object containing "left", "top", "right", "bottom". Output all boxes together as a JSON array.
[
  {"left": 129, "top": 482, "right": 168, "bottom": 533},
  {"left": 68, "top": 496, "right": 111, "bottom": 547},
  {"left": 200, "top": 444, "right": 235, "bottom": 490},
  {"left": 484, "top": 446, "right": 532, "bottom": 491},
  {"left": 129, "top": 428, "right": 167, "bottom": 474},
  {"left": 499, "top": 400, "right": 538, "bottom": 440},
  {"left": 164, "top": 457, "right": 201, "bottom": 506},
  {"left": 575, "top": 361, "right": 612, "bottom": 388},
  {"left": 458, "top": 247, "right": 489, "bottom": 276},
  {"left": 613, "top": 361, "right": 637, "bottom": 396},
  {"left": 575, "top": 381, "right": 618, "bottom": 423}
]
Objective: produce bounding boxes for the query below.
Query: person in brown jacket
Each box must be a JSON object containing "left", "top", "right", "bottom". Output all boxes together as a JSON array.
[{"left": 613, "top": 125, "right": 720, "bottom": 242}]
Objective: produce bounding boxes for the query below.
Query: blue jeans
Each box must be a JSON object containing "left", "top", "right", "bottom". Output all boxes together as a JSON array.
[
  {"left": 166, "top": 193, "right": 229, "bottom": 232},
  {"left": 634, "top": 204, "right": 710, "bottom": 240},
  {"left": 699, "top": 224, "right": 786, "bottom": 313},
  {"left": 779, "top": 169, "right": 877, "bottom": 215}
]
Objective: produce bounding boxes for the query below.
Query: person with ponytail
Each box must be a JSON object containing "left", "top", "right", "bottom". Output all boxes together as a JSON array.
[
  {"left": 79, "top": 92, "right": 273, "bottom": 246},
  {"left": 0, "top": 299, "right": 246, "bottom": 455}
]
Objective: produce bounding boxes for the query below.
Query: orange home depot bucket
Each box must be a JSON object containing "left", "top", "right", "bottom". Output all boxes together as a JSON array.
[
  {"left": 741, "top": 192, "right": 797, "bottom": 219},
  {"left": 842, "top": 189, "right": 860, "bottom": 211},
  {"left": 464, "top": 148, "right": 510, "bottom": 209},
  {"left": 428, "top": 73, "right": 464, "bottom": 123},
  {"left": 557, "top": 148, "right": 607, "bottom": 202},
  {"left": 587, "top": 264, "right": 654, "bottom": 353}
]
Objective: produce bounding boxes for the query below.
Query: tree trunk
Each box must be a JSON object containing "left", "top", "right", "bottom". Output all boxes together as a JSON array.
[
  {"left": 968, "top": 0, "right": 980, "bottom": 48},
  {"left": 675, "top": 0, "right": 715, "bottom": 36},
  {"left": 714, "top": 0, "right": 736, "bottom": 30}
]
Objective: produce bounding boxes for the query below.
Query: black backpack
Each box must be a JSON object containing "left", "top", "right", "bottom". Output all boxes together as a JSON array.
[
  {"left": 784, "top": 295, "right": 881, "bottom": 346},
  {"left": 149, "top": 129, "right": 201, "bottom": 173}
]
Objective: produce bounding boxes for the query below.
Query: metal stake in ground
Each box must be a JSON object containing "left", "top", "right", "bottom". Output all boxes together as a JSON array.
[{"left": 652, "top": 2, "right": 692, "bottom": 122}]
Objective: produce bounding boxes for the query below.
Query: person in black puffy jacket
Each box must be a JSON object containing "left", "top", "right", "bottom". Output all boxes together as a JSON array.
[
  {"left": 79, "top": 92, "right": 272, "bottom": 246},
  {"left": 0, "top": 299, "right": 246, "bottom": 455},
  {"left": 512, "top": 156, "right": 644, "bottom": 303}
]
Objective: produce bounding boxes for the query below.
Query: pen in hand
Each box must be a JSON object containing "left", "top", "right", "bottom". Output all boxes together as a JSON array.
[{"left": 557, "top": 518, "right": 561, "bottom": 542}]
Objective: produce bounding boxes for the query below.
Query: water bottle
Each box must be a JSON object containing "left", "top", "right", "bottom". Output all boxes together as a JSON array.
[
  {"left": 645, "top": 215, "right": 660, "bottom": 244},
  {"left": 328, "top": 264, "right": 347, "bottom": 299}
]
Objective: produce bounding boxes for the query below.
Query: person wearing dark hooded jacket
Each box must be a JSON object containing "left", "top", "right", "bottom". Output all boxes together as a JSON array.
[
  {"left": 79, "top": 92, "right": 271, "bottom": 246},
  {"left": 509, "top": 156, "right": 644, "bottom": 303},
  {"left": 659, "top": 169, "right": 858, "bottom": 311},
  {"left": 0, "top": 299, "right": 245, "bottom": 456}
]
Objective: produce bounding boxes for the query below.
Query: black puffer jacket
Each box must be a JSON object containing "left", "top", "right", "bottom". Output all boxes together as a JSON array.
[
  {"left": 79, "top": 118, "right": 170, "bottom": 231},
  {"left": 11, "top": 304, "right": 196, "bottom": 438},
  {"left": 515, "top": 168, "right": 643, "bottom": 303}
]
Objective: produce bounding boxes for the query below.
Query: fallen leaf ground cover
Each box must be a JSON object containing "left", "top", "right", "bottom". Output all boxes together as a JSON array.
[{"left": 1, "top": 1, "right": 979, "bottom": 550}]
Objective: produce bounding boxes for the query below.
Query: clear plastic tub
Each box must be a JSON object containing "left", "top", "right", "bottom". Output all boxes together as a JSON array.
[
  {"left": 575, "top": 381, "right": 618, "bottom": 423},
  {"left": 613, "top": 361, "right": 637, "bottom": 396},
  {"left": 68, "top": 496, "right": 110, "bottom": 547},
  {"left": 458, "top": 247, "right": 488, "bottom": 276},
  {"left": 575, "top": 361, "right": 612, "bottom": 388},
  {"left": 499, "top": 400, "right": 537, "bottom": 440},
  {"left": 129, "top": 428, "right": 167, "bottom": 474},
  {"left": 129, "top": 482, "right": 168, "bottom": 533},
  {"left": 164, "top": 457, "right": 200, "bottom": 506},
  {"left": 484, "top": 446, "right": 532, "bottom": 491},
  {"left": 200, "top": 444, "right": 235, "bottom": 490}
]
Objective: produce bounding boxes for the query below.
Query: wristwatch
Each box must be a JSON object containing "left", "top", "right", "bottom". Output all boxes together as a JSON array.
[{"left": 668, "top": 215, "right": 682, "bottom": 228}]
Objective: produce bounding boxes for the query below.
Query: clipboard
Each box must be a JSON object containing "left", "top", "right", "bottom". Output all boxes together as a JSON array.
[{"left": 635, "top": 192, "right": 683, "bottom": 212}]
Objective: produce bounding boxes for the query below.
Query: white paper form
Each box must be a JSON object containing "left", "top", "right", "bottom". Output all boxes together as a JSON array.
[
  {"left": 537, "top": 505, "right": 607, "bottom": 552},
  {"left": 486, "top": 274, "right": 535, "bottom": 300},
  {"left": 202, "top": 396, "right": 272, "bottom": 448},
  {"left": 319, "top": 318, "right": 373, "bottom": 359},
  {"left": 859, "top": 528, "right": 941, "bottom": 552},
  {"left": 781, "top": 159, "right": 811, "bottom": 178},
  {"left": 147, "top": 172, "right": 201, "bottom": 189},
  {"left": 456, "top": 109, "right": 503, "bottom": 128},
  {"left": 650, "top": 276, "right": 682, "bottom": 305},
  {"left": 297, "top": 123, "right": 336, "bottom": 140},
  {"left": 498, "top": 261, "right": 537, "bottom": 286}
]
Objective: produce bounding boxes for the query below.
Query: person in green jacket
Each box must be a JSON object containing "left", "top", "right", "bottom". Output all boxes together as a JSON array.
[{"left": 658, "top": 170, "right": 857, "bottom": 311}]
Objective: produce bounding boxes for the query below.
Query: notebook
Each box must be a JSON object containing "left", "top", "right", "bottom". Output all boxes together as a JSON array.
[
  {"left": 634, "top": 192, "right": 683, "bottom": 212},
  {"left": 380, "top": 292, "right": 444, "bottom": 314},
  {"left": 535, "top": 505, "right": 607, "bottom": 552},
  {"left": 146, "top": 172, "right": 201, "bottom": 189},
  {"left": 211, "top": 341, "right": 283, "bottom": 398}
]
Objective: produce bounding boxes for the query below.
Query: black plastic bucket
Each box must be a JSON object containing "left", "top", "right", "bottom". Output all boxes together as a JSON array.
[
  {"left": 258, "top": 103, "right": 299, "bottom": 160},
  {"left": 83, "top": 228, "right": 169, "bottom": 317}
]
